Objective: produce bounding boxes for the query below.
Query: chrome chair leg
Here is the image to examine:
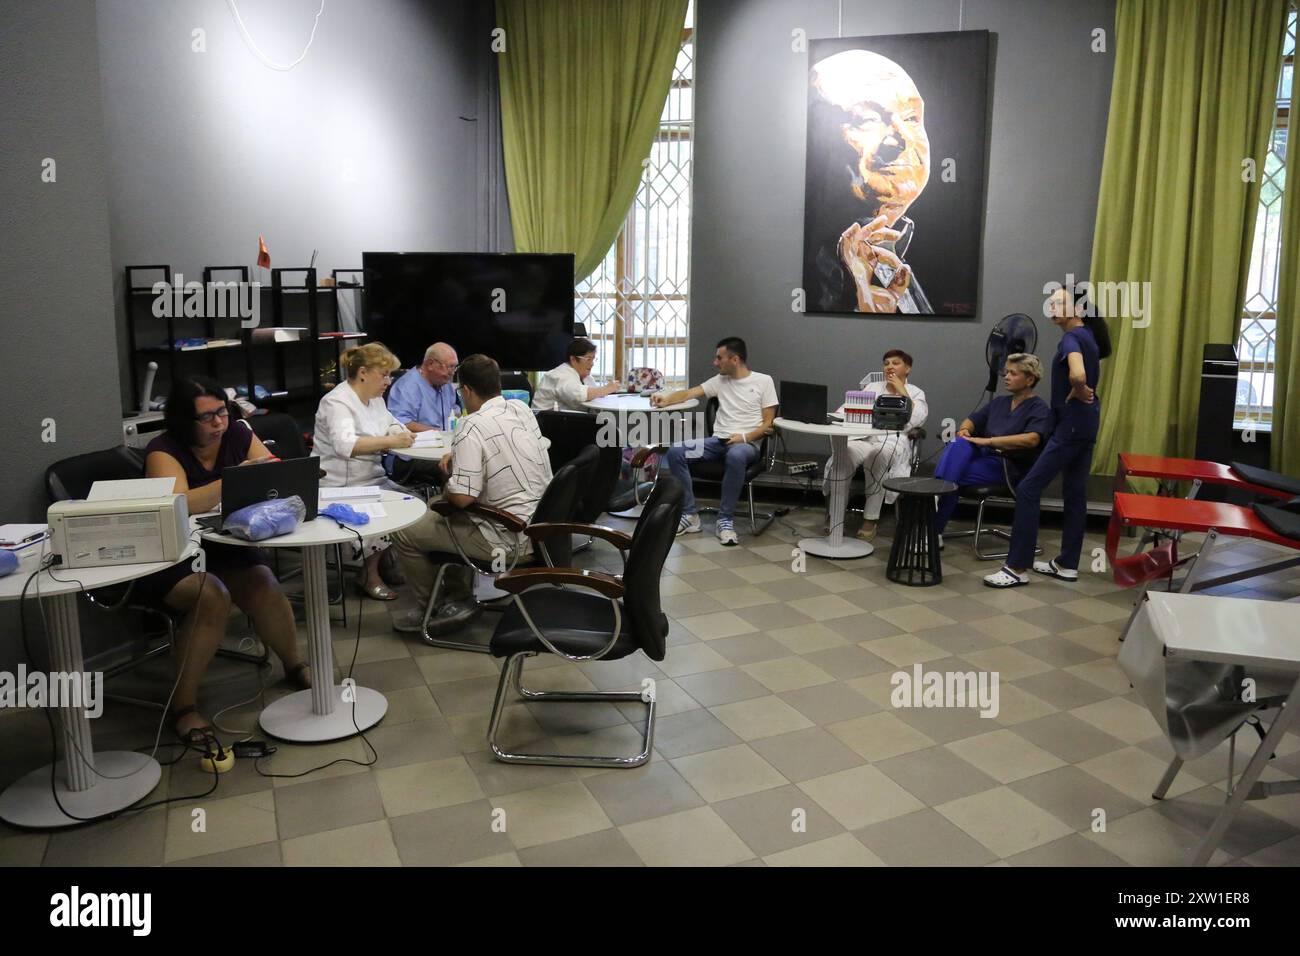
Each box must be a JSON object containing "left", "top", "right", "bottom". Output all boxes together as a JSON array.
[
  {"left": 944, "top": 498, "right": 1039, "bottom": 561},
  {"left": 1152, "top": 755, "right": 1184, "bottom": 799},
  {"left": 486, "top": 652, "right": 656, "bottom": 767},
  {"left": 418, "top": 563, "right": 491, "bottom": 653}
]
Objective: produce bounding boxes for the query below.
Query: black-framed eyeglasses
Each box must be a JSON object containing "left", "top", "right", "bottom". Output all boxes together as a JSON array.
[{"left": 195, "top": 407, "right": 231, "bottom": 424}]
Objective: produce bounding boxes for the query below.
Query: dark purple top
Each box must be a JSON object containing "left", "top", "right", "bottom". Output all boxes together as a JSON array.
[{"left": 145, "top": 421, "right": 254, "bottom": 488}]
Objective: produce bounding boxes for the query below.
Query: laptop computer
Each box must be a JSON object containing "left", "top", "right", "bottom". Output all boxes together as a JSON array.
[
  {"left": 196, "top": 456, "right": 322, "bottom": 532},
  {"left": 779, "top": 381, "right": 830, "bottom": 425}
]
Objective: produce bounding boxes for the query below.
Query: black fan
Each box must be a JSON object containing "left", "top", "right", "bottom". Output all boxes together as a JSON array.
[{"left": 984, "top": 313, "right": 1038, "bottom": 395}]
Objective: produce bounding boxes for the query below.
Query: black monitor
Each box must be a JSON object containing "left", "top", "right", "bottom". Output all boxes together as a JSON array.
[{"left": 362, "top": 252, "right": 575, "bottom": 372}]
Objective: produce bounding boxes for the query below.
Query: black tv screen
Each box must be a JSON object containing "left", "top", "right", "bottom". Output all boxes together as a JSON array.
[{"left": 362, "top": 252, "right": 575, "bottom": 372}]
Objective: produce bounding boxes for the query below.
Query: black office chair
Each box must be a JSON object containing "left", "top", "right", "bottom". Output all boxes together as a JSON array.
[
  {"left": 43, "top": 446, "right": 267, "bottom": 712},
  {"left": 944, "top": 455, "right": 1042, "bottom": 560},
  {"left": 414, "top": 445, "right": 599, "bottom": 652},
  {"left": 535, "top": 409, "right": 623, "bottom": 537},
  {"left": 688, "top": 397, "right": 776, "bottom": 535},
  {"left": 247, "top": 412, "right": 309, "bottom": 459},
  {"left": 484, "top": 475, "right": 685, "bottom": 767}
]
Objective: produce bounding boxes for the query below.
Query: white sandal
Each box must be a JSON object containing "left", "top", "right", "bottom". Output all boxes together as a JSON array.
[
  {"left": 983, "top": 566, "right": 1029, "bottom": 588},
  {"left": 1033, "top": 558, "right": 1078, "bottom": 581}
]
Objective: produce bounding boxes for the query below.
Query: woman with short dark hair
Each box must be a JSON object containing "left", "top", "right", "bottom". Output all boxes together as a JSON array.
[
  {"left": 139, "top": 377, "right": 310, "bottom": 749},
  {"left": 532, "top": 337, "right": 620, "bottom": 411}
]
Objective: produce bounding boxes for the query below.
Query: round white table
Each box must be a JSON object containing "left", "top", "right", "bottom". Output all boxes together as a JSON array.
[
  {"left": 394, "top": 431, "right": 449, "bottom": 462},
  {"left": 774, "top": 417, "right": 891, "bottom": 559},
  {"left": 584, "top": 394, "right": 699, "bottom": 518},
  {"left": 0, "top": 539, "right": 197, "bottom": 828},
  {"left": 199, "top": 490, "right": 427, "bottom": 742}
]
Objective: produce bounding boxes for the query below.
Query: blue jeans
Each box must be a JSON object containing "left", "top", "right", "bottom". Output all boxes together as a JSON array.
[
  {"left": 932, "top": 437, "right": 1009, "bottom": 534},
  {"left": 666, "top": 436, "right": 759, "bottom": 520},
  {"left": 1006, "top": 434, "right": 1095, "bottom": 570}
]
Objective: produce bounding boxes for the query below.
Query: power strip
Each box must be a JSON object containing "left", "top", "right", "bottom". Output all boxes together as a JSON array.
[{"left": 787, "top": 461, "right": 818, "bottom": 475}]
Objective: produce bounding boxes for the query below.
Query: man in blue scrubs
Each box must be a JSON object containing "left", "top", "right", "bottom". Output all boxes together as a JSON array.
[{"left": 385, "top": 342, "right": 460, "bottom": 487}]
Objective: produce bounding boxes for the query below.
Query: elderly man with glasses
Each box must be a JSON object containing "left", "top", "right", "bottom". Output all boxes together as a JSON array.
[{"left": 384, "top": 342, "right": 462, "bottom": 492}]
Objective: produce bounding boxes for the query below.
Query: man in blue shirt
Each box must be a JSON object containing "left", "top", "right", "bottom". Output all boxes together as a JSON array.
[{"left": 385, "top": 342, "right": 460, "bottom": 487}]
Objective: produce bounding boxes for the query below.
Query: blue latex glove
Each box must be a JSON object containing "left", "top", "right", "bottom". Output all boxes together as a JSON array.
[
  {"left": 225, "top": 496, "right": 306, "bottom": 541},
  {"left": 319, "top": 502, "right": 371, "bottom": 526},
  {"left": 0, "top": 550, "right": 17, "bottom": 577}
]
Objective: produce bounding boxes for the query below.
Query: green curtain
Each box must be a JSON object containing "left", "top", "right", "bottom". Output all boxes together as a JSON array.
[
  {"left": 1273, "top": 21, "right": 1300, "bottom": 474},
  {"left": 1091, "top": 0, "right": 1286, "bottom": 475},
  {"left": 495, "top": 0, "right": 688, "bottom": 283}
]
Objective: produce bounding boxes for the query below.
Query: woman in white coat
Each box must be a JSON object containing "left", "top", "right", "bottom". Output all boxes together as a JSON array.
[
  {"left": 314, "top": 342, "right": 414, "bottom": 600},
  {"left": 824, "top": 348, "right": 928, "bottom": 540}
]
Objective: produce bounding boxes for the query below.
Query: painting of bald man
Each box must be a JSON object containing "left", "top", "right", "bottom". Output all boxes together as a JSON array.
[{"left": 803, "top": 31, "right": 990, "bottom": 317}]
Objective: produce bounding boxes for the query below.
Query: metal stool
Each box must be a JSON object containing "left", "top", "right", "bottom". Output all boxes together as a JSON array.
[{"left": 883, "top": 476, "right": 956, "bottom": 587}]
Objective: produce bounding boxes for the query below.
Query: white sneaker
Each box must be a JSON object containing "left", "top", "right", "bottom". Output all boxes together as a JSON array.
[
  {"left": 937, "top": 534, "right": 945, "bottom": 551},
  {"left": 717, "top": 525, "right": 739, "bottom": 546},
  {"left": 677, "top": 513, "right": 702, "bottom": 535}
]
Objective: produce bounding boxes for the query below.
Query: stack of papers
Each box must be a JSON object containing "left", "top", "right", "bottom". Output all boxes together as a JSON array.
[
  {"left": 411, "top": 431, "right": 446, "bottom": 447},
  {"left": 320, "top": 486, "right": 382, "bottom": 502}
]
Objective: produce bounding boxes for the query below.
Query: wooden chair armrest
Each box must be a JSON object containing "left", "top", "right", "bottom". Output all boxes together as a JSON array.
[
  {"left": 526, "top": 522, "right": 633, "bottom": 551},
  {"left": 429, "top": 499, "right": 527, "bottom": 533},
  {"left": 494, "top": 567, "right": 625, "bottom": 599},
  {"left": 631, "top": 445, "right": 668, "bottom": 468}
]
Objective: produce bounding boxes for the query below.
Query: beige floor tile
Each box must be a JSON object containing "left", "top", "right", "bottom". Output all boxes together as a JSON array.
[
  {"left": 0, "top": 832, "right": 47, "bottom": 866},
  {"left": 764, "top": 832, "right": 886, "bottom": 866},
  {"left": 492, "top": 780, "right": 613, "bottom": 850},
  {"left": 856, "top": 807, "right": 998, "bottom": 866},
  {"left": 1065, "top": 659, "right": 1133, "bottom": 695},
  {"left": 943, "top": 729, "right": 1065, "bottom": 784},
  {"left": 959, "top": 645, "right": 1054, "bottom": 682},
  {"left": 809, "top": 571, "right": 880, "bottom": 594},
  {"left": 1077, "top": 746, "right": 1202, "bottom": 803},
  {"left": 787, "top": 594, "right": 866, "bottom": 622},
  {"left": 621, "top": 806, "right": 754, "bottom": 866},
  {"left": 416, "top": 650, "right": 502, "bottom": 685},
  {"left": 45, "top": 807, "right": 166, "bottom": 867},
  {"left": 164, "top": 790, "right": 278, "bottom": 863},
  {"left": 1060, "top": 624, "right": 1125, "bottom": 656},
  {"left": 990, "top": 683, "right": 1059, "bottom": 725},
  {"left": 389, "top": 799, "right": 516, "bottom": 864},
  {"left": 936, "top": 786, "right": 1073, "bottom": 858},
  {"left": 740, "top": 657, "right": 835, "bottom": 693},
  {"left": 264, "top": 737, "right": 373, "bottom": 789},
  {"left": 798, "top": 764, "right": 924, "bottom": 829},
  {"left": 968, "top": 614, "right": 1047, "bottom": 643},
  {"left": 282, "top": 819, "right": 402, "bottom": 867},
  {"left": 734, "top": 563, "right": 796, "bottom": 585},
  {"left": 710, "top": 696, "right": 814, "bottom": 741},
  {"left": 659, "top": 575, "right": 698, "bottom": 596},
  {"left": 664, "top": 554, "right": 721, "bottom": 574},
  {"left": 583, "top": 759, "right": 706, "bottom": 825},
  {"left": 1058, "top": 597, "right": 1131, "bottom": 624},
  {"left": 376, "top": 755, "right": 484, "bottom": 818},
  {"left": 872, "top": 604, "right": 957, "bottom": 633},
  {"left": 671, "top": 744, "right": 787, "bottom": 802},
  {"left": 678, "top": 611, "right": 758, "bottom": 641},
  {"left": 274, "top": 771, "right": 386, "bottom": 840},
  {"left": 860, "top": 634, "right": 948, "bottom": 667},
  {"left": 827, "top": 712, "right": 935, "bottom": 762},
  {"left": 707, "top": 585, "right": 781, "bottom": 608},
  {"left": 1085, "top": 808, "right": 1230, "bottom": 866},
  {"left": 972, "top": 589, "right": 1045, "bottom": 614},
  {"left": 517, "top": 827, "right": 644, "bottom": 866},
  {"left": 1071, "top": 697, "right": 1162, "bottom": 744},
  {"left": 445, "top": 704, "right": 547, "bottom": 755},
  {"left": 845, "top": 670, "right": 907, "bottom": 708},
  {"left": 768, "top": 622, "right": 849, "bottom": 655},
  {"left": 658, "top": 642, "right": 733, "bottom": 678},
  {"left": 457, "top": 852, "right": 523, "bottom": 866},
  {"left": 380, "top": 685, "right": 442, "bottom": 725}
]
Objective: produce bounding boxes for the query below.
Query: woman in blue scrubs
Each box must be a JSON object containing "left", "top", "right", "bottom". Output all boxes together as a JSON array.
[
  {"left": 984, "top": 287, "right": 1111, "bottom": 588},
  {"left": 933, "top": 353, "right": 1053, "bottom": 540}
]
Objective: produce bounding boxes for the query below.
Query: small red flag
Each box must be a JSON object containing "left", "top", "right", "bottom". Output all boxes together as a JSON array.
[{"left": 257, "top": 235, "right": 271, "bottom": 269}]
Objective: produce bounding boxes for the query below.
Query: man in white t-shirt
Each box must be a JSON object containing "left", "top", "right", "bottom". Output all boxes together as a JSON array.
[
  {"left": 532, "top": 337, "right": 620, "bottom": 412},
  {"left": 391, "top": 354, "right": 553, "bottom": 636},
  {"left": 651, "top": 337, "right": 778, "bottom": 545}
]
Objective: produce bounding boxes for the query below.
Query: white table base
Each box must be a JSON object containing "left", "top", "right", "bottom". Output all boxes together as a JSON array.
[
  {"left": 799, "top": 433, "right": 874, "bottom": 559},
  {"left": 0, "top": 592, "right": 160, "bottom": 827},
  {"left": 258, "top": 543, "right": 387, "bottom": 742}
]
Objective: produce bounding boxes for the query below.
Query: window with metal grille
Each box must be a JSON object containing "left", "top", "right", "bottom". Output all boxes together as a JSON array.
[
  {"left": 575, "top": 2, "right": 694, "bottom": 391},
  {"left": 1237, "top": 3, "right": 1296, "bottom": 429}
]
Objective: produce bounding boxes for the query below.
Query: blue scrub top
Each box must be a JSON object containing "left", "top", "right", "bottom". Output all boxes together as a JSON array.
[
  {"left": 386, "top": 368, "right": 459, "bottom": 430},
  {"left": 1050, "top": 326, "right": 1101, "bottom": 442},
  {"left": 968, "top": 393, "right": 1054, "bottom": 478}
]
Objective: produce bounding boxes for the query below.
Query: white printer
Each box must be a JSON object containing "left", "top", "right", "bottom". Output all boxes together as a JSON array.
[{"left": 48, "top": 494, "right": 190, "bottom": 569}]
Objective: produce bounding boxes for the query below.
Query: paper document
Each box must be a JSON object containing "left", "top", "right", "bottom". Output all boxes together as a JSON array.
[
  {"left": 87, "top": 477, "right": 176, "bottom": 501},
  {"left": 320, "top": 486, "right": 382, "bottom": 502},
  {"left": 411, "top": 431, "right": 447, "bottom": 447},
  {"left": 350, "top": 503, "right": 388, "bottom": 519}
]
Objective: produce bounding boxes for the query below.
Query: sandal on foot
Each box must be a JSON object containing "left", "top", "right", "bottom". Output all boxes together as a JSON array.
[
  {"left": 983, "top": 566, "right": 1029, "bottom": 588},
  {"left": 171, "top": 704, "right": 221, "bottom": 752},
  {"left": 1033, "top": 558, "right": 1078, "bottom": 581},
  {"left": 285, "top": 661, "right": 313, "bottom": 690},
  {"left": 358, "top": 581, "right": 400, "bottom": 601}
]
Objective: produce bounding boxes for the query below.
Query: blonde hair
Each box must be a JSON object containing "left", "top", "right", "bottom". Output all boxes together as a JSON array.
[
  {"left": 342, "top": 342, "right": 400, "bottom": 380},
  {"left": 1005, "top": 353, "right": 1043, "bottom": 388}
]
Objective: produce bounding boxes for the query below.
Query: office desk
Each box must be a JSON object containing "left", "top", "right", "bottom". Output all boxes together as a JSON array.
[
  {"left": 199, "top": 491, "right": 426, "bottom": 743},
  {"left": 0, "top": 540, "right": 196, "bottom": 827}
]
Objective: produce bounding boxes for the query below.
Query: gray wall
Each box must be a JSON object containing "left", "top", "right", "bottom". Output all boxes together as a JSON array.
[
  {"left": 96, "top": 0, "right": 507, "bottom": 408},
  {"left": 0, "top": 0, "right": 121, "bottom": 522},
  {"left": 691, "top": 0, "right": 1115, "bottom": 452}
]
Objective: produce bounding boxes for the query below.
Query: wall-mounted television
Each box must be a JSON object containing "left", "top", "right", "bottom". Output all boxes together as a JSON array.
[{"left": 362, "top": 252, "right": 575, "bottom": 372}]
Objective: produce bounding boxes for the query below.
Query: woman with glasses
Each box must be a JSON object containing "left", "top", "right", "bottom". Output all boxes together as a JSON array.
[
  {"left": 532, "top": 338, "right": 620, "bottom": 411},
  {"left": 138, "top": 377, "right": 311, "bottom": 750},
  {"left": 314, "top": 342, "right": 414, "bottom": 600}
]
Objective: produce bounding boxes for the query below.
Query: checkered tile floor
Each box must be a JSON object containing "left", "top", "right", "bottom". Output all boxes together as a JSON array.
[{"left": 3, "top": 501, "right": 1299, "bottom": 867}]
